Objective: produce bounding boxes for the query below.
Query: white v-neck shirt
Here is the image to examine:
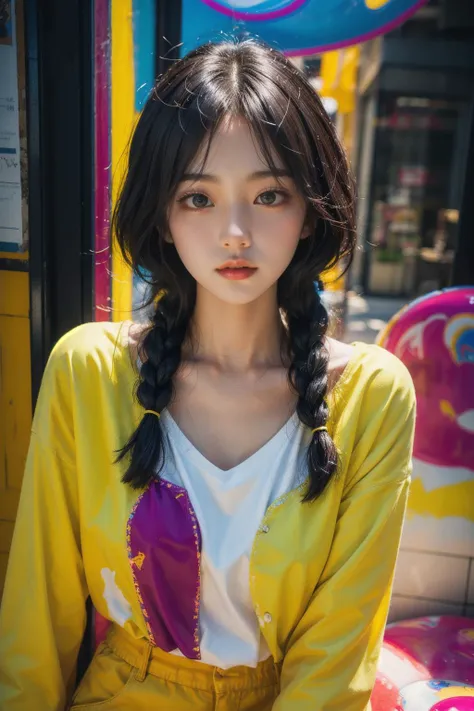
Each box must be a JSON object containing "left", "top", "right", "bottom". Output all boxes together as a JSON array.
[{"left": 160, "top": 409, "right": 310, "bottom": 669}]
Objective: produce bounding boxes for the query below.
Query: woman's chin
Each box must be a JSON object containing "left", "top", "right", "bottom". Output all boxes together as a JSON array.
[{"left": 195, "top": 279, "right": 273, "bottom": 307}]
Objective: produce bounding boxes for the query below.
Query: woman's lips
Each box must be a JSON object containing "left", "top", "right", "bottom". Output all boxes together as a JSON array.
[{"left": 217, "top": 267, "right": 258, "bottom": 280}]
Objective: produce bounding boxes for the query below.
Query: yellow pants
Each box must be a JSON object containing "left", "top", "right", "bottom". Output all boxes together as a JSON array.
[{"left": 69, "top": 625, "right": 281, "bottom": 710}]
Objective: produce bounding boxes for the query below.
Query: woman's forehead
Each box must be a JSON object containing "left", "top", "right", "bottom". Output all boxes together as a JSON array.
[{"left": 186, "top": 115, "right": 285, "bottom": 177}]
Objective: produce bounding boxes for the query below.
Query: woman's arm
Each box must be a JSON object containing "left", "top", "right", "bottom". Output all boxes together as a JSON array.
[
  {"left": 0, "top": 346, "right": 88, "bottom": 711},
  {"left": 273, "top": 358, "right": 416, "bottom": 711}
]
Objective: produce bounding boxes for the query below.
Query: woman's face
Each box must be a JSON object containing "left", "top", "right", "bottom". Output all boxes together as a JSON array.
[{"left": 167, "top": 116, "right": 309, "bottom": 305}]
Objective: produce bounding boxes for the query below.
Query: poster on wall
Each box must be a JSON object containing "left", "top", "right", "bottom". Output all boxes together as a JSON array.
[{"left": 0, "top": 0, "right": 23, "bottom": 253}]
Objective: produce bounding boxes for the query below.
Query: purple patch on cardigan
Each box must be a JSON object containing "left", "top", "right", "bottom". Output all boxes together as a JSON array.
[{"left": 126, "top": 479, "right": 202, "bottom": 659}]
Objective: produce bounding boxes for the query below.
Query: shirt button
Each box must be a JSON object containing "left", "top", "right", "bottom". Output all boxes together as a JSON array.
[
  {"left": 261, "top": 525, "right": 269, "bottom": 533},
  {"left": 263, "top": 612, "right": 272, "bottom": 624}
]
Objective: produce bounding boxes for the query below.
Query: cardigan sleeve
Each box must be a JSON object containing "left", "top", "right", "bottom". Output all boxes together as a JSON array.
[
  {"left": 0, "top": 343, "right": 88, "bottom": 711},
  {"left": 273, "top": 355, "right": 416, "bottom": 711}
]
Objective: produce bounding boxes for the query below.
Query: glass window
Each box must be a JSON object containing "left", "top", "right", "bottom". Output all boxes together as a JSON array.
[{"left": 368, "top": 94, "right": 464, "bottom": 296}]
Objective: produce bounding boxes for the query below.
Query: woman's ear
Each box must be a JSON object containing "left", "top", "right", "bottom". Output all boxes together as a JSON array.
[
  {"left": 300, "top": 219, "right": 314, "bottom": 240},
  {"left": 163, "top": 230, "right": 174, "bottom": 244}
]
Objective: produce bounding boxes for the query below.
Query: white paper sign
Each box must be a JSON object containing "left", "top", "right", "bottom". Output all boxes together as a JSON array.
[{"left": 0, "top": 0, "right": 23, "bottom": 252}]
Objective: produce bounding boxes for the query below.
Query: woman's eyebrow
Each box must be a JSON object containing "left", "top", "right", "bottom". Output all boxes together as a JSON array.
[
  {"left": 248, "top": 169, "right": 291, "bottom": 180},
  {"left": 180, "top": 169, "right": 291, "bottom": 183},
  {"left": 180, "top": 173, "right": 219, "bottom": 183}
]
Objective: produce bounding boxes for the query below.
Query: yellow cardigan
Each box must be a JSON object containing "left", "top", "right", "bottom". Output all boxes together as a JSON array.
[{"left": 0, "top": 321, "right": 415, "bottom": 711}]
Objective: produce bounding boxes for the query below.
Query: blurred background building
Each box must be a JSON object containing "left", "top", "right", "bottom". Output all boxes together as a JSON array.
[
  {"left": 302, "top": 0, "right": 474, "bottom": 341},
  {"left": 354, "top": 0, "right": 474, "bottom": 299}
]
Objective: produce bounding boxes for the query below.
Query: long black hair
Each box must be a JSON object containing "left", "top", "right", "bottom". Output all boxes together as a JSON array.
[{"left": 113, "top": 40, "right": 356, "bottom": 502}]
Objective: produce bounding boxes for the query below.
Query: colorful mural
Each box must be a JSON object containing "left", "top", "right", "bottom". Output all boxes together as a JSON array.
[
  {"left": 379, "top": 288, "right": 474, "bottom": 560},
  {"left": 378, "top": 288, "right": 474, "bottom": 620},
  {"left": 182, "top": 0, "right": 429, "bottom": 55},
  {"left": 371, "top": 616, "right": 474, "bottom": 711}
]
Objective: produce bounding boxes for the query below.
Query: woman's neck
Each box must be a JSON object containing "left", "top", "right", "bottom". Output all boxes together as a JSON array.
[{"left": 186, "top": 285, "right": 285, "bottom": 372}]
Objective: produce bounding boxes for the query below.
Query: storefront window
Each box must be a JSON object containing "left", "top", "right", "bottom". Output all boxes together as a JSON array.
[{"left": 368, "top": 95, "right": 463, "bottom": 296}]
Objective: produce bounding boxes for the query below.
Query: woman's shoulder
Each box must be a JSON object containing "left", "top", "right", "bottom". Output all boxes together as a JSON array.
[
  {"left": 331, "top": 339, "right": 415, "bottom": 413},
  {"left": 32, "top": 322, "right": 135, "bottom": 451},
  {"left": 336, "top": 342, "right": 415, "bottom": 418},
  {"left": 50, "top": 320, "right": 130, "bottom": 362},
  {"left": 43, "top": 321, "right": 133, "bottom": 385},
  {"left": 352, "top": 341, "right": 414, "bottom": 391}
]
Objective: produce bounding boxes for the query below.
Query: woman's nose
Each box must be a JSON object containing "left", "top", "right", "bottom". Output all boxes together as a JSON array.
[{"left": 219, "top": 208, "right": 252, "bottom": 249}]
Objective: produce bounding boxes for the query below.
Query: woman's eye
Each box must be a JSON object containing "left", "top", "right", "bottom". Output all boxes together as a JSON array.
[
  {"left": 255, "top": 190, "right": 286, "bottom": 206},
  {"left": 181, "top": 193, "right": 212, "bottom": 209}
]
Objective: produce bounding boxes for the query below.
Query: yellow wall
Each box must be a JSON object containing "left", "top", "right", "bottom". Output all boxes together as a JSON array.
[
  {"left": 319, "top": 46, "right": 358, "bottom": 159},
  {"left": 111, "top": 0, "right": 134, "bottom": 321},
  {"left": 0, "top": 270, "right": 31, "bottom": 596}
]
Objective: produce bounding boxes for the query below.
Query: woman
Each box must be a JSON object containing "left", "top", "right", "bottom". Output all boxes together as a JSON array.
[{"left": 0, "top": 40, "right": 415, "bottom": 711}]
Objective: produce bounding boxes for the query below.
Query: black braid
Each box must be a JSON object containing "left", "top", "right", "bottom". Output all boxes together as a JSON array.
[
  {"left": 281, "top": 281, "right": 338, "bottom": 502},
  {"left": 117, "top": 292, "right": 192, "bottom": 489}
]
